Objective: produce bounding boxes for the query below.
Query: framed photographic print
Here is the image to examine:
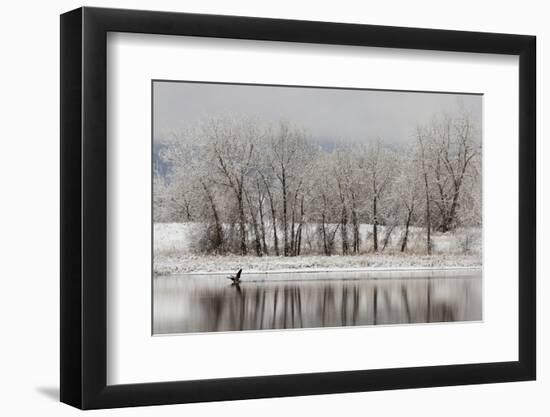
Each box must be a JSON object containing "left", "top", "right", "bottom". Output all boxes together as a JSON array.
[{"left": 60, "top": 6, "right": 536, "bottom": 409}]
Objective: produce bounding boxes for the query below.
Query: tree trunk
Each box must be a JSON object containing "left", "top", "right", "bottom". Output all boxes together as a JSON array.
[
  {"left": 423, "top": 173, "right": 432, "bottom": 255},
  {"left": 373, "top": 196, "right": 378, "bottom": 252},
  {"left": 382, "top": 223, "right": 395, "bottom": 251},
  {"left": 336, "top": 178, "right": 349, "bottom": 255},
  {"left": 181, "top": 196, "right": 192, "bottom": 221},
  {"left": 353, "top": 219, "right": 360, "bottom": 254},
  {"left": 245, "top": 191, "right": 262, "bottom": 257},
  {"left": 295, "top": 197, "right": 305, "bottom": 256},
  {"left": 341, "top": 206, "right": 349, "bottom": 255},
  {"left": 201, "top": 181, "right": 224, "bottom": 253},
  {"left": 320, "top": 194, "right": 331, "bottom": 256},
  {"left": 321, "top": 213, "right": 329, "bottom": 256},
  {"left": 282, "top": 170, "right": 289, "bottom": 256},
  {"left": 434, "top": 156, "right": 449, "bottom": 232},
  {"left": 418, "top": 133, "right": 432, "bottom": 254},
  {"left": 258, "top": 193, "right": 268, "bottom": 255},
  {"left": 401, "top": 209, "right": 413, "bottom": 252},
  {"left": 440, "top": 184, "right": 461, "bottom": 232},
  {"left": 290, "top": 197, "right": 296, "bottom": 256},
  {"left": 263, "top": 178, "right": 279, "bottom": 256},
  {"left": 237, "top": 190, "right": 248, "bottom": 255},
  {"left": 351, "top": 194, "right": 360, "bottom": 254},
  {"left": 290, "top": 183, "right": 303, "bottom": 256}
]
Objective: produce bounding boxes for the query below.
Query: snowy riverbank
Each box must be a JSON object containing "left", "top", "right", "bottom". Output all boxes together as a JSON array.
[
  {"left": 153, "top": 222, "right": 482, "bottom": 275},
  {"left": 154, "top": 253, "right": 482, "bottom": 275}
]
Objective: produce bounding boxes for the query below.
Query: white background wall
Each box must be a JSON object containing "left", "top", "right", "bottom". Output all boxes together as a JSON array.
[{"left": 0, "top": 0, "right": 545, "bottom": 415}]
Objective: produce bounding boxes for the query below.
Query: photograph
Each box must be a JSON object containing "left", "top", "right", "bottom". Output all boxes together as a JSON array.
[{"left": 152, "top": 81, "right": 483, "bottom": 335}]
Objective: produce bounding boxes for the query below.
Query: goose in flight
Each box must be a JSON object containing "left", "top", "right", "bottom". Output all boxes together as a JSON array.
[{"left": 226, "top": 268, "right": 243, "bottom": 285}]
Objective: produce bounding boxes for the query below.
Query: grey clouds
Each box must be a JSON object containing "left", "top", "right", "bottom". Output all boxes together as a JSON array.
[{"left": 153, "top": 81, "right": 482, "bottom": 146}]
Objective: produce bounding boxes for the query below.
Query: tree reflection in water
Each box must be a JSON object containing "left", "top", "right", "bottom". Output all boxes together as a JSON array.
[{"left": 154, "top": 273, "right": 481, "bottom": 334}]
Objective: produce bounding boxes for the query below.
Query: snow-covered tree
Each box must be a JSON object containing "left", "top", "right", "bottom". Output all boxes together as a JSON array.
[
  {"left": 153, "top": 110, "right": 482, "bottom": 257},
  {"left": 357, "top": 139, "right": 398, "bottom": 252}
]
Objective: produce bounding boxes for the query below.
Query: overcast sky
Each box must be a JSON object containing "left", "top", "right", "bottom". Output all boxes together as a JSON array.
[{"left": 153, "top": 81, "right": 482, "bottom": 146}]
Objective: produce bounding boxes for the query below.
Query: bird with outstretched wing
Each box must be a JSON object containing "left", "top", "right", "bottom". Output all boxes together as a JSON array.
[{"left": 226, "top": 268, "right": 243, "bottom": 285}]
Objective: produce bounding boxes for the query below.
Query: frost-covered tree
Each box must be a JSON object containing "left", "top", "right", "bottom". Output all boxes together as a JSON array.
[
  {"left": 310, "top": 154, "right": 341, "bottom": 256},
  {"left": 416, "top": 125, "right": 435, "bottom": 254},
  {"left": 153, "top": 110, "right": 482, "bottom": 257},
  {"left": 203, "top": 117, "right": 261, "bottom": 255},
  {"left": 357, "top": 139, "right": 397, "bottom": 252},
  {"left": 267, "top": 121, "right": 313, "bottom": 256},
  {"left": 430, "top": 113, "right": 481, "bottom": 232},
  {"left": 393, "top": 150, "right": 422, "bottom": 252}
]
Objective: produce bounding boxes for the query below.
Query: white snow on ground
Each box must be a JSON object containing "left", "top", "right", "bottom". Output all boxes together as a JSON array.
[
  {"left": 154, "top": 253, "right": 482, "bottom": 275},
  {"left": 154, "top": 222, "right": 482, "bottom": 275},
  {"left": 153, "top": 222, "right": 196, "bottom": 255}
]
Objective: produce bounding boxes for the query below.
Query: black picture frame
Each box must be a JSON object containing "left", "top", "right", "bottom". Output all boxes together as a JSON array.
[{"left": 60, "top": 6, "right": 536, "bottom": 410}]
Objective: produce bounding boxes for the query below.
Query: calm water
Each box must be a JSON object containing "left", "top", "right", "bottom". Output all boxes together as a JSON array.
[{"left": 153, "top": 270, "right": 482, "bottom": 335}]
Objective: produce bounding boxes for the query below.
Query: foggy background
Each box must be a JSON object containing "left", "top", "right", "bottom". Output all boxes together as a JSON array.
[{"left": 153, "top": 81, "right": 482, "bottom": 146}]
